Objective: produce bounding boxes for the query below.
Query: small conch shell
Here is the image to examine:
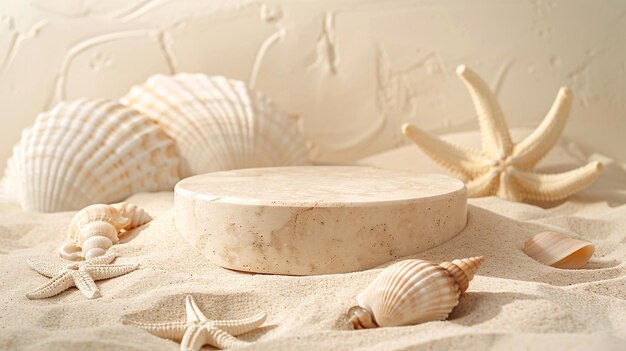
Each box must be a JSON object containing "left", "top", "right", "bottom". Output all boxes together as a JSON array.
[
  {"left": 59, "top": 203, "right": 152, "bottom": 260},
  {"left": 113, "top": 202, "right": 152, "bottom": 230},
  {"left": 79, "top": 222, "right": 117, "bottom": 259},
  {"left": 348, "top": 257, "right": 483, "bottom": 329},
  {"left": 524, "top": 231, "right": 594, "bottom": 269}
]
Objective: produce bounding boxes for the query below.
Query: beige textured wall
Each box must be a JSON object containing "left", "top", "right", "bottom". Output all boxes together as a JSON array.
[{"left": 0, "top": 0, "right": 625, "bottom": 170}]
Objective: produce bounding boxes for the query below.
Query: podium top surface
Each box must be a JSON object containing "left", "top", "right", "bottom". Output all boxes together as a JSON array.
[{"left": 175, "top": 166, "right": 466, "bottom": 207}]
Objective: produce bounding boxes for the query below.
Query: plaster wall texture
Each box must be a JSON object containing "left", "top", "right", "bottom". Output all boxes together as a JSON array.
[{"left": 0, "top": 0, "right": 624, "bottom": 170}]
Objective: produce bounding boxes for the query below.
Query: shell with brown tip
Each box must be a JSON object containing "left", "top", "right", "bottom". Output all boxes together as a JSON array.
[
  {"left": 349, "top": 257, "right": 483, "bottom": 328},
  {"left": 524, "top": 231, "right": 594, "bottom": 269}
]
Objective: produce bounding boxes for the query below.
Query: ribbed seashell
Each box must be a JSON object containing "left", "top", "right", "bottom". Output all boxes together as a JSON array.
[
  {"left": 120, "top": 74, "right": 311, "bottom": 178},
  {"left": 76, "top": 222, "right": 117, "bottom": 259},
  {"left": 348, "top": 257, "right": 484, "bottom": 328},
  {"left": 0, "top": 99, "right": 179, "bottom": 212},
  {"left": 112, "top": 202, "right": 152, "bottom": 230},
  {"left": 60, "top": 204, "right": 131, "bottom": 260},
  {"left": 524, "top": 231, "right": 594, "bottom": 269}
]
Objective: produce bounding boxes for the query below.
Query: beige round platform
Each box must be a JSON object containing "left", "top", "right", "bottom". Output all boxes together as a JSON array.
[{"left": 174, "top": 166, "right": 467, "bottom": 275}]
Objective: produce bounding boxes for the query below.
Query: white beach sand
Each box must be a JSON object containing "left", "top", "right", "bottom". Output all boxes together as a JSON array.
[{"left": 1, "top": 135, "right": 625, "bottom": 350}]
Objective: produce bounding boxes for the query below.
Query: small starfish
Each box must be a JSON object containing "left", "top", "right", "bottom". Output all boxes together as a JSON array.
[
  {"left": 402, "top": 65, "right": 603, "bottom": 202},
  {"left": 123, "top": 295, "right": 266, "bottom": 350},
  {"left": 26, "top": 251, "right": 138, "bottom": 299}
]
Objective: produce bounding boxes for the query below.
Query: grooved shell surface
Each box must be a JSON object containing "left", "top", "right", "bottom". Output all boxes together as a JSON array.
[
  {"left": 68, "top": 204, "right": 130, "bottom": 244},
  {"left": 121, "top": 74, "right": 311, "bottom": 177},
  {"left": 113, "top": 202, "right": 152, "bottom": 230},
  {"left": 524, "top": 231, "right": 594, "bottom": 269},
  {"left": 357, "top": 259, "right": 460, "bottom": 327},
  {"left": 1, "top": 99, "right": 179, "bottom": 212}
]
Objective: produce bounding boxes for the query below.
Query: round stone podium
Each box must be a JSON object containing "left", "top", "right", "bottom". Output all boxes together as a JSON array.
[{"left": 174, "top": 166, "right": 467, "bottom": 275}]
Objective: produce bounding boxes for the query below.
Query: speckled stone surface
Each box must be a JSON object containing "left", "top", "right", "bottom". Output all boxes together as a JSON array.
[{"left": 175, "top": 166, "right": 467, "bottom": 275}]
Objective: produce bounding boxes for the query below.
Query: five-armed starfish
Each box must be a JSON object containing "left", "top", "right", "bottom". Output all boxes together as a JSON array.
[
  {"left": 26, "top": 251, "right": 138, "bottom": 299},
  {"left": 402, "top": 65, "right": 603, "bottom": 202},
  {"left": 123, "top": 295, "right": 267, "bottom": 350}
]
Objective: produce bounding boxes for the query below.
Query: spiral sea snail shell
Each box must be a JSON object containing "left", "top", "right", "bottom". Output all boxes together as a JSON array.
[
  {"left": 59, "top": 203, "right": 152, "bottom": 260},
  {"left": 348, "top": 256, "right": 484, "bottom": 328},
  {"left": 113, "top": 202, "right": 152, "bottom": 229}
]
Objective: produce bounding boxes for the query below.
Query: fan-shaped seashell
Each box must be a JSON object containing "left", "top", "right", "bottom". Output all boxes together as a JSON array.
[
  {"left": 524, "top": 231, "right": 594, "bottom": 269},
  {"left": 349, "top": 257, "right": 483, "bottom": 328},
  {"left": 120, "top": 74, "right": 311, "bottom": 177},
  {"left": 60, "top": 204, "right": 131, "bottom": 260},
  {"left": 1, "top": 99, "right": 179, "bottom": 212},
  {"left": 112, "top": 202, "right": 152, "bottom": 230}
]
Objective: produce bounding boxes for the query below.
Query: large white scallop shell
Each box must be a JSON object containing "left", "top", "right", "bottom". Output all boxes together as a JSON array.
[
  {"left": 524, "top": 231, "right": 594, "bottom": 269},
  {"left": 1, "top": 99, "right": 179, "bottom": 212},
  {"left": 120, "top": 74, "right": 311, "bottom": 177},
  {"left": 350, "top": 257, "right": 483, "bottom": 328}
]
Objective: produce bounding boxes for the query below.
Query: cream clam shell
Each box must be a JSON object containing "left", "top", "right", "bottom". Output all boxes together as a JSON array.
[{"left": 523, "top": 231, "right": 594, "bottom": 269}]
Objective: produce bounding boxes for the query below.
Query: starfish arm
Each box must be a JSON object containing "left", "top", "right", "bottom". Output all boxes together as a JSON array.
[
  {"left": 122, "top": 319, "right": 188, "bottom": 341},
  {"left": 185, "top": 295, "right": 208, "bottom": 323},
  {"left": 211, "top": 312, "right": 267, "bottom": 336},
  {"left": 87, "top": 251, "right": 117, "bottom": 265},
  {"left": 402, "top": 123, "right": 490, "bottom": 181},
  {"left": 466, "top": 170, "right": 500, "bottom": 197},
  {"left": 27, "top": 259, "right": 65, "bottom": 278},
  {"left": 456, "top": 65, "right": 513, "bottom": 157},
  {"left": 496, "top": 172, "right": 523, "bottom": 202},
  {"left": 26, "top": 271, "right": 74, "bottom": 299},
  {"left": 513, "top": 87, "right": 573, "bottom": 169},
  {"left": 72, "top": 269, "right": 101, "bottom": 299},
  {"left": 204, "top": 327, "right": 248, "bottom": 350},
  {"left": 82, "top": 263, "right": 138, "bottom": 281},
  {"left": 180, "top": 324, "right": 208, "bottom": 351},
  {"left": 509, "top": 161, "right": 603, "bottom": 202}
]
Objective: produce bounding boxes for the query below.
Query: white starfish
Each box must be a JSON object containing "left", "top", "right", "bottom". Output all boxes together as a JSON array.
[
  {"left": 123, "top": 295, "right": 267, "bottom": 350},
  {"left": 26, "top": 251, "right": 138, "bottom": 299},
  {"left": 402, "top": 65, "right": 603, "bottom": 202}
]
